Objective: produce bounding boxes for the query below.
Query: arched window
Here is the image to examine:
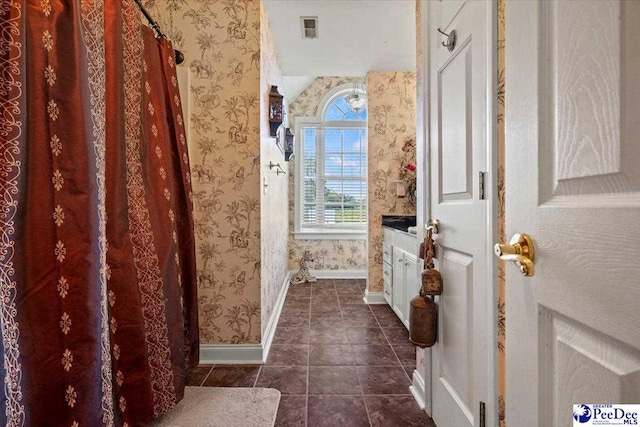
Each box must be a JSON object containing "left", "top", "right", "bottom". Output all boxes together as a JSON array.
[
  {"left": 323, "top": 95, "right": 367, "bottom": 121},
  {"left": 294, "top": 84, "right": 367, "bottom": 238}
]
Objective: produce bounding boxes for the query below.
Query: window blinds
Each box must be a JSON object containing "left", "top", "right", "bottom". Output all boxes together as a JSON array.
[{"left": 300, "top": 126, "right": 367, "bottom": 228}]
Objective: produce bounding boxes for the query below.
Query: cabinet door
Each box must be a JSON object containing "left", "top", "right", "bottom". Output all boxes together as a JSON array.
[
  {"left": 403, "top": 254, "right": 419, "bottom": 329},
  {"left": 392, "top": 249, "right": 405, "bottom": 320}
]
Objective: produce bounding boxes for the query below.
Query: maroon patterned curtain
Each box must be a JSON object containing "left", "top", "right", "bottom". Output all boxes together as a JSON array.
[{"left": 0, "top": 1, "right": 198, "bottom": 426}]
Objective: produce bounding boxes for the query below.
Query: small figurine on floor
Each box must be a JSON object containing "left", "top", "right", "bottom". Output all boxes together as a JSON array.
[{"left": 291, "top": 251, "right": 317, "bottom": 285}]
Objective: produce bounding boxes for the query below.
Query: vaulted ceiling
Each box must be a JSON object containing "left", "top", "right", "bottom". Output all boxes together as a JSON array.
[{"left": 263, "top": 0, "right": 416, "bottom": 101}]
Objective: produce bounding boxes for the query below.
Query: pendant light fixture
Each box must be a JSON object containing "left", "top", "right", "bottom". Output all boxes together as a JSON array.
[{"left": 344, "top": 80, "right": 367, "bottom": 113}]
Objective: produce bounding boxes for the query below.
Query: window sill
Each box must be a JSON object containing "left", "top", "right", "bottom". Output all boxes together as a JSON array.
[{"left": 293, "top": 230, "right": 367, "bottom": 240}]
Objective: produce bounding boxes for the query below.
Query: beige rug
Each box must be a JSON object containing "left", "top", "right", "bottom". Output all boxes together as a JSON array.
[{"left": 151, "top": 387, "right": 281, "bottom": 427}]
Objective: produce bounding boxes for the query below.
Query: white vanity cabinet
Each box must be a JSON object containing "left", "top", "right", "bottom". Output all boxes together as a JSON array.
[
  {"left": 392, "top": 248, "right": 406, "bottom": 321},
  {"left": 382, "top": 242, "right": 393, "bottom": 305},
  {"left": 382, "top": 227, "right": 419, "bottom": 330}
]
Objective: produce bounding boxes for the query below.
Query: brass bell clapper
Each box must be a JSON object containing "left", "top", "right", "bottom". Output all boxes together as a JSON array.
[{"left": 409, "top": 228, "right": 443, "bottom": 348}]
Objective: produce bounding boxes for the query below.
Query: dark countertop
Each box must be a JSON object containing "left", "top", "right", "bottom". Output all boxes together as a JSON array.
[{"left": 381, "top": 215, "right": 417, "bottom": 233}]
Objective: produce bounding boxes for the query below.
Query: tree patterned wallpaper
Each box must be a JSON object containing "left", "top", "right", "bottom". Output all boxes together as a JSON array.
[
  {"left": 287, "top": 77, "right": 368, "bottom": 272},
  {"left": 367, "top": 71, "right": 417, "bottom": 293},
  {"left": 259, "top": 1, "right": 289, "bottom": 336},
  {"left": 151, "top": 0, "right": 288, "bottom": 345}
]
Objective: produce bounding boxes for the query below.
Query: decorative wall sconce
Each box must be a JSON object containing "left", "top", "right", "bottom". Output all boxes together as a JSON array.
[
  {"left": 268, "top": 85, "right": 283, "bottom": 137},
  {"left": 284, "top": 128, "right": 294, "bottom": 161}
]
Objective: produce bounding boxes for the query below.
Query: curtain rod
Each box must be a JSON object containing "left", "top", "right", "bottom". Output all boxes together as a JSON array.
[{"left": 133, "top": 0, "right": 185, "bottom": 65}]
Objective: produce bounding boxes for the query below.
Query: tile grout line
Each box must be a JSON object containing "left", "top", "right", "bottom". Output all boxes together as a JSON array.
[
  {"left": 308, "top": 365, "right": 407, "bottom": 367},
  {"left": 338, "top": 279, "right": 373, "bottom": 426},
  {"left": 252, "top": 365, "right": 262, "bottom": 388},
  {"left": 199, "top": 364, "right": 215, "bottom": 387},
  {"left": 279, "top": 393, "right": 414, "bottom": 397},
  {"left": 267, "top": 282, "right": 307, "bottom": 425},
  {"left": 305, "top": 281, "right": 312, "bottom": 427},
  {"left": 191, "top": 280, "right": 428, "bottom": 425},
  {"left": 276, "top": 281, "right": 312, "bottom": 425},
  {"left": 371, "top": 304, "right": 412, "bottom": 381},
  {"left": 367, "top": 301, "right": 417, "bottom": 420}
]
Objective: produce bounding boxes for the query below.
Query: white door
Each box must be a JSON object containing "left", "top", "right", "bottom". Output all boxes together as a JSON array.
[
  {"left": 506, "top": 1, "right": 640, "bottom": 426},
  {"left": 428, "top": 1, "right": 494, "bottom": 426}
]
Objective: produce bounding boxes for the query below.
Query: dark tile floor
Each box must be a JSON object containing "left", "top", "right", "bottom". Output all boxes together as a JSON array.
[{"left": 187, "top": 279, "right": 435, "bottom": 427}]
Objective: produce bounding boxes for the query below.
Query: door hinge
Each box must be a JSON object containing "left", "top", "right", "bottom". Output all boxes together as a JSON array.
[
  {"left": 479, "top": 171, "right": 486, "bottom": 200},
  {"left": 479, "top": 401, "right": 486, "bottom": 427}
]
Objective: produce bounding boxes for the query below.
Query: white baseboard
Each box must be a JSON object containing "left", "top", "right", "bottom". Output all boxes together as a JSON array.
[
  {"left": 363, "top": 290, "right": 386, "bottom": 304},
  {"left": 310, "top": 269, "right": 366, "bottom": 279},
  {"left": 199, "top": 271, "right": 292, "bottom": 365},
  {"left": 199, "top": 344, "right": 264, "bottom": 364},
  {"left": 261, "top": 271, "right": 292, "bottom": 360},
  {"left": 410, "top": 369, "right": 426, "bottom": 410}
]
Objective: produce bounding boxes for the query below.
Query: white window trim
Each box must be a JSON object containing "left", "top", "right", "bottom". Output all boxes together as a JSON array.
[{"left": 293, "top": 85, "right": 368, "bottom": 240}]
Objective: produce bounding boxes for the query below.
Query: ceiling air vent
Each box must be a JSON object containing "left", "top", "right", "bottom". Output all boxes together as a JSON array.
[{"left": 301, "top": 16, "right": 318, "bottom": 39}]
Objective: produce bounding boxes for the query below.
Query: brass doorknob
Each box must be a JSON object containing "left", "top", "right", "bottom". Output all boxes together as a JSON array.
[{"left": 494, "top": 233, "right": 535, "bottom": 277}]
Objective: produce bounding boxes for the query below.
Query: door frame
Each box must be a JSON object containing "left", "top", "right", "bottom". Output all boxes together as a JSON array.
[
  {"left": 416, "top": 0, "right": 432, "bottom": 415},
  {"left": 417, "top": 1, "right": 499, "bottom": 425},
  {"left": 485, "top": 1, "right": 499, "bottom": 425}
]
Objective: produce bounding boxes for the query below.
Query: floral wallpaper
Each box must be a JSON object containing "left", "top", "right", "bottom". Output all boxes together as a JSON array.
[
  {"left": 497, "top": 0, "right": 507, "bottom": 425},
  {"left": 259, "top": 2, "right": 289, "bottom": 334},
  {"left": 367, "top": 71, "right": 417, "bottom": 293},
  {"left": 288, "top": 233, "right": 367, "bottom": 272},
  {"left": 287, "top": 77, "right": 367, "bottom": 272},
  {"left": 152, "top": 0, "right": 287, "bottom": 345}
]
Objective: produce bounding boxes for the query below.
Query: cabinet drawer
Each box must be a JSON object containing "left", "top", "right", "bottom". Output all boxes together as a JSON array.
[
  {"left": 383, "top": 242, "right": 392, "bottom": 264},
  {"left": 383, "top": 261, "right": 392, "bottom": 282},
  {"left": 383, "top": 278, "right": 392, "bottom": 305}
]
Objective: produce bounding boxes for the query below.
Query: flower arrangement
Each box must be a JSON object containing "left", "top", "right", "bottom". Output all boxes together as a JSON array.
[
  {"left": 403, "top": 163, "right": 417, "bottom": 205},
  {"left": 398, "top": 137, "right": 417, "bottom": 206}
]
